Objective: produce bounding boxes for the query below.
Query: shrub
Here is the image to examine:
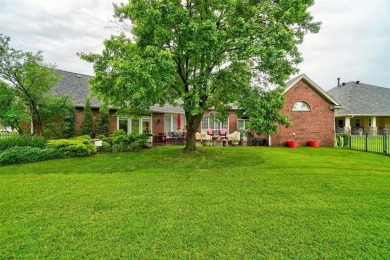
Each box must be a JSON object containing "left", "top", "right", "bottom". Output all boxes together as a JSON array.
[
  {"left": 0, "top": 146, "right": 65, "bottom": 165},
  {"left": 335, "top": 133, "right": 349, "bottom": 148},
  {"left": 40, "top": 95, "right": 76, "bottom": 139},
  {"left": 109, "top": 130, "right": 149, "bottom": 153},
  {"left": 0, "top": 135, "right": 46, "bottom": 153},
  {"left": 47, "top": 136, "right": 96, "bottom": 157},
  {"left": 101, "top": 141, "right": 111, "bottom": 149},
  {"left": 96, "top": 135, "right": 112, "bottom": 147},
  {"left": 80, "top": 98, "right": 95, "bottom": 137},
  {"left": 96, "top": 104, "right": 110, "bottom": 137}
]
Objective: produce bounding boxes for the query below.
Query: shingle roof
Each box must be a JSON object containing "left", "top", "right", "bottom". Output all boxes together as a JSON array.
[
  {"left": 327, "top": 82, "right": 390, "bottom": 116},
  {"left": 52, "top": 69, "right": 183, "bottom": 113},
  {"left": 51, "top": 70, "right": 98, "bottom": 107}
]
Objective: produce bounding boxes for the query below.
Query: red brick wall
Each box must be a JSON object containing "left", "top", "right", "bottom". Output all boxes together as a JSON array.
[
  {"left": 75, "top": 107, "right": 84, "bottom": 135},
  {"left": 108, "top": 110, "right": 117, "bottom": 133},
  {"left": 272, "top": 80, "right": 335, "bottom": 147},
  {"left": 152, "top": 113, "right": 165, "bottom": 134},
  {"left": 228, "top": 111, "right": 238, "bottom": 133}
]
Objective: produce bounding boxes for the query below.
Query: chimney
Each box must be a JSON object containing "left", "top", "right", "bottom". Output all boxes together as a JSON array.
[
  {"left": 356, "top": 80, "right": 360, "bottom": 84},
  {"left": 337, "top": 78, "right": 340, "bottom": 87}
]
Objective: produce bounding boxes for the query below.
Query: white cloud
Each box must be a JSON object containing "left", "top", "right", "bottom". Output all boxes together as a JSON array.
[{"left": 298, "top": 0, "right": 389, "bottom": 89}]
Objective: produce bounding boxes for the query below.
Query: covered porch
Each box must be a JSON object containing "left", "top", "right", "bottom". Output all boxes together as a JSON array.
[{"left": 335, "top": 116, "right": 390, "bottom": 135}]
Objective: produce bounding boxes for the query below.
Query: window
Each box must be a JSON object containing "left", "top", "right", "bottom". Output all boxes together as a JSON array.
[
  {"left": 164, "top": 114, "right": 186, "bottom": 135},
  {"left": 368, "top": 118, "right": 372, "bottom": 127},
  {"left": 119, "top": 118, "right": 129, "bottom": 132},
  {"left": 238, "top": 119, "right": 249, "bottom": 136},
  {"left": 131, "top": 119, "right": 140, "bottom": 134},
  {"left": 338, "top": 120, "right": 344, "bottom": 128},
  {"left": 201, "top": 112, "right": 228, "bottom": 133},
  {"left": 117, "top": 116, "right": 151, "bottom": 134},
  {"left": 355, "top": 118, "right": 361, "bottom": 127},
  {"left": 292, "top": 101, "right": 311, "bottom": 111}
]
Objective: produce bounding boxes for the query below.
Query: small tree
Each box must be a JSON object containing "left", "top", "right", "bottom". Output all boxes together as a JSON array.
[
  {"left": 40, "top": 95, "right": 76, "bottom": 139},
  {"left": 0, "top": 34, "right": 60, "bottom": 135},
  {"left": 96, "top": 104, "right": 110, "bottom": 137},
  {"left": 80, "top": 98, "right": 94, "bottom": 137}
]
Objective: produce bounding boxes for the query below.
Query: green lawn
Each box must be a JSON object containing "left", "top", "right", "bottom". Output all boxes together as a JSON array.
[{"left": 1, "top": 147, "right": 389, "bottom": 259}]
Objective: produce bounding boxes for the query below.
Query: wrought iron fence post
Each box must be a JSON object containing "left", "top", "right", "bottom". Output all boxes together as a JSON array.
[
  {"left": 384, "top": 132, "right": 388, "bottom": 155},
  {"left": 365, "top": 132, "right": 368, "bottom": 152}
]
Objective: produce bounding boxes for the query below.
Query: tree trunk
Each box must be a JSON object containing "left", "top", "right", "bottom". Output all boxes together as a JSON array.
[{"left": 183, "top": 113, "right": 203, "bottom": 152}]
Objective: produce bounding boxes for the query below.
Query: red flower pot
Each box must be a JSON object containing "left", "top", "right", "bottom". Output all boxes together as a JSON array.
[
  {"left": 286, "top": 140, "right": 298, "bottom": 148},
  {"left": 308, "top": 140, "right": 320, "bottom": 147}
]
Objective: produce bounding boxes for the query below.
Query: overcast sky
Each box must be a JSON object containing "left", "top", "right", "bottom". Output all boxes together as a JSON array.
[{"left": 1, "top": 0, "right": 389, "bottom": 90}]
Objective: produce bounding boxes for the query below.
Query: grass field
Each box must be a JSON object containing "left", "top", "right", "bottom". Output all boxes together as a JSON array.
[{"left": 1, "top": 147, "right": 389, "bottom": 259}]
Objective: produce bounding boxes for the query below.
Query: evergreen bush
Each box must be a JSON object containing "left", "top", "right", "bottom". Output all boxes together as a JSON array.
[
  {"left": 80, "top": 98, "right": 94, "bottom": 137},
  {"left": 0, "top": 135, "right": 46, "bottom": 153},
  {"left": 110, "top": 130, "right": 148, "bottom": 152},
  {"left": 0, "top": 146, "right": 65, "bottom": 165},
  {"left": 47, "top": 136, "right": 96, "bottom": 157},
  {"left": 96, "top": 104, "right": 110, "bottom": 137}
]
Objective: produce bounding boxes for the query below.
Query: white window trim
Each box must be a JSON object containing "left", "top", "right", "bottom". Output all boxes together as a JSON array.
[
  {"left": 292, "top": 101, "right": 311, "bottom": 111},
  {"left": 117, "top": 116, "right": 152, "bottom": 134},
  {"left": 164, "top": 113, "right": 186, "bottom": 134},
  {"left": 201, "top": 112, "right": 229, "bottom": 133}
]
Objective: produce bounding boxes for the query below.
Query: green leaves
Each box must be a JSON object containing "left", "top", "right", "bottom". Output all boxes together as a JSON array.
[
  {"left": 238, "top": 87, "right": 291, "bottom": 135},
  {"left": 0, "top": 80, "right": 31, "bottom": 133},
  {"left": 0, "top": 34, "right": 61, "bottom": 135},
  {"left": 80, "top": 1, "right": 320, "bottom": 148}
]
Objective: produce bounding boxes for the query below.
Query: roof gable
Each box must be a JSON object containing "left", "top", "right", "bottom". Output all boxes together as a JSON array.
[{"left": 284, "top": 74, "right": 341, "bottom": 107}]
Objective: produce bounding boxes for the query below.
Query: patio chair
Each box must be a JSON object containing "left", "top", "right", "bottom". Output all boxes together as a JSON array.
[{"left": 220, "top": 128, "right": 227, "bottom": 138}]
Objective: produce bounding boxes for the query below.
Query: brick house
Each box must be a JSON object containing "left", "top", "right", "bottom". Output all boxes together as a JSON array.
[
  {"left": 271, "top": 74, "right": 342, "bottom": 147},
  {"left": 49, "top": 70, "right": 341, "bottom": 146}
]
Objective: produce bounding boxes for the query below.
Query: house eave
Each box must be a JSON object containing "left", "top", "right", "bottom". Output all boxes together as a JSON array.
[{"left": 335, "top": 114, "right": 390, "bottom": 117}]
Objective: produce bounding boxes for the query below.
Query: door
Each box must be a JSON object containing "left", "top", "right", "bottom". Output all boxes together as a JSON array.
[{"left": 141, "top": 117, "right": 151, "bottom": 134}]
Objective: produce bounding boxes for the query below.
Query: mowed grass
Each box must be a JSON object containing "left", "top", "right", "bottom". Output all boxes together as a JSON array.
[{"left": 0, "top": 147, "right": 389, "bottom": 259}]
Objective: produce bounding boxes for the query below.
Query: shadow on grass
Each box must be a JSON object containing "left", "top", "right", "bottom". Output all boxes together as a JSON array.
[{"left": 0, "top": 146, "right": 266, "bottom": 175}]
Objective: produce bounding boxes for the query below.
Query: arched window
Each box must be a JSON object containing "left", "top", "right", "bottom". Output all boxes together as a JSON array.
[{"left": 292, "top": 101, "right": 311, "bottom": 111}]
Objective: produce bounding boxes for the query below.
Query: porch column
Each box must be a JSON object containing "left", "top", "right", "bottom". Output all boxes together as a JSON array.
[
  {"left": 344, "top": 117, "right": 351, "bottom": 133},
  {"left": 371, "top": 116, "right": 377, "bottom": 136}
]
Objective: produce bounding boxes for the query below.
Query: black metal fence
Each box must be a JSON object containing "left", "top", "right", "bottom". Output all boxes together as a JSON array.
[{"left": 338, "top": 133, "right": 389, "bottom": 156}]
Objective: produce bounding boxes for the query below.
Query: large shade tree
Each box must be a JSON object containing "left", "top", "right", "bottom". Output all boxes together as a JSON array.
[{"left": 80, "top": 0, "right": 320, "bottom": 151}]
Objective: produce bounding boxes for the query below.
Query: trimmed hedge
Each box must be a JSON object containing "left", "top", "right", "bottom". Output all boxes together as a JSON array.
[
  {"left": 47, "top": 136, "right": 96, "bottom": 157},
  {"left": 0, "top": 135, "right": 46, "bottom": 153},
  {"left": 0, "top": 146, "right": 65, "bottom": 165}
]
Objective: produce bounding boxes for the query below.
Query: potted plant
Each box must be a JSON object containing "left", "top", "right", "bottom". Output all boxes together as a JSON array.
[
  {"left": 230, "top": 137, "right": 239, "bottom": 146},
  {"left": 308, "top": 140, "right": 319, "bottom": 147},
  {"left": 287, "top": 133, "right": 298, "bottom": 148}
]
